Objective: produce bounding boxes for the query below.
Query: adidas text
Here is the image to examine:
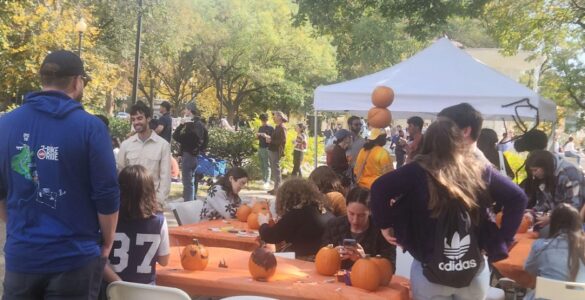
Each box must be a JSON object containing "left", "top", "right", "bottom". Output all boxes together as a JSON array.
[{"left": 438, "top": 259, "right": 477, "bottom": 271}]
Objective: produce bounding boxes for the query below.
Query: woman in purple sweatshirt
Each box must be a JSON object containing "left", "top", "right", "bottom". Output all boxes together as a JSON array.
[{"left": 371, "top": 119, "right": 527, "bottom": 300}]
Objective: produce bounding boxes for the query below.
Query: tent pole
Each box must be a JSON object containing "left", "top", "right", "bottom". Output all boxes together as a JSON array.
[{"left": 314, "top": 109, "right": 318, "bottom": 169}]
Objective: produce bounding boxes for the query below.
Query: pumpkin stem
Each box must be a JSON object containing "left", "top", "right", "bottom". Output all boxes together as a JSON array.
[
  {"left": 327, "top": 244, "right": 334, "bottom": 248},
  {"left": 192, "top": 239, "right": 200, "bottom": 245}
]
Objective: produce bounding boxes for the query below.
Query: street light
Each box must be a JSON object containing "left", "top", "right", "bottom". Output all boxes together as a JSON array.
[{"left": 75, "top": 18, "right": 87, "bottom": 57}]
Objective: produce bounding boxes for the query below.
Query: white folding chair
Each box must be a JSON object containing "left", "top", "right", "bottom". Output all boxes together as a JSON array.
[
  {"left": 172, "top": 200, "right": 203, "bottom": 226},
  {"left": 106, "top": 281, "right": 190, "bottom": 300},
  {"left": 395, "top": 249, "right": 414, "bottom": 279},
  {"left": 534, "top": 276, "right": 585, "bottom": 300}
]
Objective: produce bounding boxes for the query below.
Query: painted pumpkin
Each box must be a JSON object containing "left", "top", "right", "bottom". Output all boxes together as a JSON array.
[
  {"left": 236, "top": 204, "right": 252, "bottom": 222},
  {"left": 350, "top": 256, "right": 381, "bottom": 292},
  {"left": 249, "top": 246, "right": 277, "bottom": 281},
  {"left": 367, "top": 107, "right": 392, "bottom": 128},
  {"left": 371, "top": 255, "right": 393, "bottom": 286},
  {"left": 371, "top": 86, "right": 394, "bottom": 108},
  {"left": 315, "top": 244, "right": 341, "bottom": 276},
  {"left": 180, "top": 239, "right": 209, "bottom": 271}
]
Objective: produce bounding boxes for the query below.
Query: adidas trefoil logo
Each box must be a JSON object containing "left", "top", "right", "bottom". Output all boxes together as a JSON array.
[{"left": 444, "top": 232, "right": 470, "bottom": 260}]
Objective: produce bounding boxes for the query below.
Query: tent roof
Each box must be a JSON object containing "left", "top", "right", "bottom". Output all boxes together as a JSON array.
[{"left": 314, "top": 38, "right": 556, "bottom": 121}]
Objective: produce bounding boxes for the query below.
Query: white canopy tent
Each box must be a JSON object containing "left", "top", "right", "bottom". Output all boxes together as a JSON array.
[
  {"left": 312, "top": 38, "right": 557, "bottom": 166},
  {"left": 313, "top": 38, "right": 556, "bottom": 122}
]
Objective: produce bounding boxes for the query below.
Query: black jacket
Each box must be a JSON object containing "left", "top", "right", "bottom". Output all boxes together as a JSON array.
[{"left": 172, "top": 118, "right": 208, "bottom": 155}]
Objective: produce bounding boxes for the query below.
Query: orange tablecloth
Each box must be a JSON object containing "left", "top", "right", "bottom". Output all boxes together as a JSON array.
[
  {"left": 169, "top": 219, "right": 260, "bottom": 251},
  {"left": 493, "top": 232, "right": 539, "bottom": 288},
  {"left": 157, "top": 246, "right": 411, "bottom": 300}
]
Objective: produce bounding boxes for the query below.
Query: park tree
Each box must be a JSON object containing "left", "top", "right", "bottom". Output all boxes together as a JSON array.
[
  {"left": 293, "top": 0, "right": 489, "bottom": 79},
  {"left": 483, "top": 0, "right": 585, "bottom": 111},
  {"left": 191, "top": 0, "right": 337, "bottom": 124}
]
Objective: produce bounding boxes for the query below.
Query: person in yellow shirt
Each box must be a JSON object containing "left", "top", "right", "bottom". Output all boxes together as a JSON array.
[{"left": 353, "top": 128, "right": 394, "bottom": 189}]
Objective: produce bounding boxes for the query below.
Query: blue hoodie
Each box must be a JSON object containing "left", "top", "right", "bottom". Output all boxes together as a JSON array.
[{"left": 0, "top": 91, "right": 119, "bottom": 273}]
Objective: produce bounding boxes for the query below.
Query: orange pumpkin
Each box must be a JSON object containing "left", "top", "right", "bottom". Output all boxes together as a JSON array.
[
  {"left": 371, "top": 86, "right": 395, "bottom": 108},
  {"left": 315, "top": 244, "right": 341, "bottom": 276},
  {"left": 180, "top": 239, "right": 209, "bottom": 271},
  {"left": 367, "top": 107, "right": 392, "bottom": 128},
  {"left": 236, "top": 204, "right": 252, "bottom": 222},
  {"left": 247, "top": 212, "right": 260, "bottom": 230},
  {"left": 249, "top": 246, "right": 277, "bottom": 281},
  {"left": 252, "top": 200, "right": 270, "bottom": 213},
  {"left": 371, "top": 255, "right": 393, "bottom": 286},
  {"left": 495, "top": 212, "right": 532, "bottom": 233},
  {"left": 350, "top": 256, "right": 381, "bottom": 292}
]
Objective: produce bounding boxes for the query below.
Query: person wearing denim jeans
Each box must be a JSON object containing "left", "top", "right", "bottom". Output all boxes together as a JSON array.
[
  {"left": 267, "top": 111, "right": 287, "bottom": 195},
  {"left": 256, "top": 113, "right": 273, "bottom": 188}
]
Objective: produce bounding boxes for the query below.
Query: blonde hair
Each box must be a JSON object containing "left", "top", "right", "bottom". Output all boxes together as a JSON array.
[
  {"left": 275, "top": 178, "right": 326, "bottom": 216},
  {"left": 414, "top": 118, "right": 489, "bottom": 222}
]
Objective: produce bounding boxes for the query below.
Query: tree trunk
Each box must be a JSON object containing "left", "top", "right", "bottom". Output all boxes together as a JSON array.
[{"left": 104, "top": 91, "right": 114, "bottom": 116}]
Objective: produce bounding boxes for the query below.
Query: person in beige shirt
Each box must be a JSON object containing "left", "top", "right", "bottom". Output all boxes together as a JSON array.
[{"left": 117, "top": 102, "right": 171, "bottom": 207}]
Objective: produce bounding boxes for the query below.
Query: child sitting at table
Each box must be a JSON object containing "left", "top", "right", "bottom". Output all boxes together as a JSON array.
[
  {"left": 257, "top": 178, "right": 334, "bottom": 259},
  {"left": 524, "top": 204, "right": 585, "bottom": 300},
  {"left": 103, "top": 165, "right": 170, "bottom": 285},
  {"left": 200, "top": 167, "right": 248, "bottom": 220}
]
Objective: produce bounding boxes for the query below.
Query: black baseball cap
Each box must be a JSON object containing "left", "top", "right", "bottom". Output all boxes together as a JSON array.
[{"left": 40, "top": 50, "right": 89, "bottom": 79}]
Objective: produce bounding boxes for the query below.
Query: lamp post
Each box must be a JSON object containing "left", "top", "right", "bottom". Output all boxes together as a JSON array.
[
  {"left": 130, "top": 0, "right": 144, "bottom": 105},
  {"left": 75, "top": 18, "right": 87, "bottom": 57}
]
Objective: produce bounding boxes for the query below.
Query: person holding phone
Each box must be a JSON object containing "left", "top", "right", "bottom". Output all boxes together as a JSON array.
[{"left": 321, "top": 187, "right": 395, "bottom": 269}]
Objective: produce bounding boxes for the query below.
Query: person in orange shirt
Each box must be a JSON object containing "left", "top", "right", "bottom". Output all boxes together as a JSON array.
[{"left": 353, "top": 128, "right": 394, "bottom": 189}]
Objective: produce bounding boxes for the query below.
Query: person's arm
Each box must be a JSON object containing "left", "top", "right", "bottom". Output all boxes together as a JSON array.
[
  {"left": 115, "top": 141, "right": 127, "bottom": 173},
  {"left": 204, "top": 187, "right": 235, "bottom": 219},
  {"left": 103, "top": 263, "right": 122, "bottom": 283},
  {"left": 376, "top": 232, "right": 397, "bottom": 266},
  {"left": 157, "top": 218, "right": 171, "bottom": 266},
  {"left": 370, "top": 163, "right": 419, "bottom": 229},
  {"left": 554, "top": 167, "right": 584, "bottom": 210},
  {"left": 89, "top": 121, "right": 121, "bottom": 257},
  {"left": 172, "top": 124, "right": 184, "bottom": 143},
  {"left": 0, "top": 200, "right": 6, "bottom": 223},
  {"left": 158, "top": 143, "right": 172, "bottom": 202},
  {"left": 489, "top": 169, "right": 528, "bottom": 245},
  {"left": 154, "top": 124, "right": 164, "bottom": 134},
  {"left": 378, "top": 149, "right": 395, "bottom": 174},
  {"left": 259, "top": 209, "right": 296, "bottom": 243},
  {"left": 321, "top": 218, "right": 340, "bottom": 247}
]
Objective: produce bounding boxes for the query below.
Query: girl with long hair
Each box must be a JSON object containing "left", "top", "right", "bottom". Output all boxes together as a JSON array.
[
  {"left": 524, "top": 150, "right": 585, "bottom": 229},
  {"left": 104, "top": 165, "right": 170, "bottom": 284},
  {"left": 309, "top": 166, "right": 346, "bottom": 216},
  {"left": 370, "top": 119, "right": 527, "bottom": 299},
  {"left": 524, "top": 204, "right": 585, "bottom": 300},
  {"left": 200, "top": 167, "right": 248, "bottom": 220}
]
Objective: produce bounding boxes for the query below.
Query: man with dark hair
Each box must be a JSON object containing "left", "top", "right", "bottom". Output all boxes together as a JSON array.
[
  {"left": 438, "top": 102, "right": 489, "bottom": 164},
  {"left": 118, "top": 102, "right": 171, "bottom": 206},
  {"left": 155, "top": 101, "right": 173, "bottom": 143},
  {"left": 173, "top": 102, "right": 208, "bottom": 201},
  {"left": 346, "top": 116, "right": 365, "bottom": 167},
  {"left": 405, "top": 116, "right": 424, "bottom": 163},
  {"left": 0, "top": 50, "right": 119, "bottom": 299},
  {"left": 437, "top": 103, "right": 483, "bottom": 143},
  {"left": 256, "top": 113, "right": 274, "bottom": 189}
]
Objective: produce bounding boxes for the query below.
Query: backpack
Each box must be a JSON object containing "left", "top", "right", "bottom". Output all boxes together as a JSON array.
[{"left": 422, "top": 183, "right": 484, "bottom": 288}]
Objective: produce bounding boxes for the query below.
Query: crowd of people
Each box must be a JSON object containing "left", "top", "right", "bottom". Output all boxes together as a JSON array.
[{"left": 1, "top": 50, "right": 585, "bottom": 300}]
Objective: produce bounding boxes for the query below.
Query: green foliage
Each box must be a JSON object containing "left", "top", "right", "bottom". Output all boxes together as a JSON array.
[
  {"left": 207, "top": 127, "right": 257, "bottom": 168},
  {"left": 109, "top": 117, "right": 131, "bottom": 141},
  {"left": 504, "top": 151, "right": 528, "bottom": 184}
]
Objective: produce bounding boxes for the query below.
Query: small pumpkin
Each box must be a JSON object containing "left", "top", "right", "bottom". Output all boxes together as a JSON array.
[
  {"left": 247, "top": 212, "right": 272, "bottom": 230},
  {"left": 236, "top": 204, "right": 252, "bottom": 222},
  {"left": 315, "top": 244, "right": 341, "bottom": 276},
  {"left": 350, "top": 255, "right": 381, "bottom": 292},
  {"left": 371, "top": 86, "right": 394, "bottom": 108},
  {"left": 367, "top": 108, "right": 392, "bottom": 129},
  {"left": 180, "top": 239, "right": 209, "bottom": 271},
  {"left": 249, "top": 246, "right": 277, "bottom": 281},
  {"left": 371, "top": 255, "right": 393, "bottom": 286}
]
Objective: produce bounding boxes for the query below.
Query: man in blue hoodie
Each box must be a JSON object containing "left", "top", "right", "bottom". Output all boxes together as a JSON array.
[{"left": 0, "top": 50, "right": 119, "bottom": 299}]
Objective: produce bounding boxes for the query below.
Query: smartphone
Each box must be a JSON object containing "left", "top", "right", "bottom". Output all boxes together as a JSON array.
[{"left": 342, "top": 238, "right": 357, "bottom": 248}]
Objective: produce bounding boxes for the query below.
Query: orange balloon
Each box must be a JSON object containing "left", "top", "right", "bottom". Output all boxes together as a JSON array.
[
  {"left": 367, "top": 107, "right": 392, "bottom": 128},
  {"left": 371, "top": 86, "right": 394, "bottom": 108}
]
